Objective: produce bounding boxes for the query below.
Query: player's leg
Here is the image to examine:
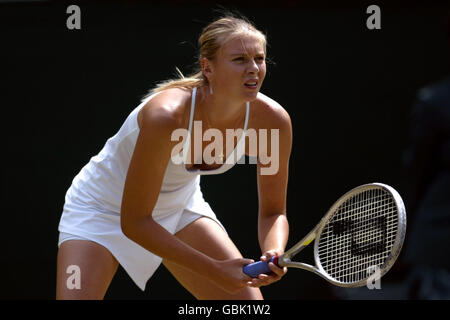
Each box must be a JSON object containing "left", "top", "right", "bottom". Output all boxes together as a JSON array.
[
  {"left": 163, "top": 216, "right": 263, "bottom": 300},
  {"left": 56, "top": 239, "right": 119, "bottom": 300}
]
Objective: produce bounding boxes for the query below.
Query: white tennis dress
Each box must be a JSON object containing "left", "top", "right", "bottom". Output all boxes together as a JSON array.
[{"left": 58, "top": 87, "right": 250, "bottom": 291}]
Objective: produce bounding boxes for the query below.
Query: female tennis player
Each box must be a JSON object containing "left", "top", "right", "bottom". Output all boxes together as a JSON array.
[{"left": 56, "top": 14, "right": 292, "bottom": 300}]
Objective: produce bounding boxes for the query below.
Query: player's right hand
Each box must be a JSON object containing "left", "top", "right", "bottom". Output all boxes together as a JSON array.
[{"left": 211, "top": 258, "right": 254, "bottom": 294}]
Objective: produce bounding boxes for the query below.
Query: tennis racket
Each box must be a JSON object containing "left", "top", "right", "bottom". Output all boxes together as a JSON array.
[{"left": 243, "top": 183, "right": 406, "bottom": 287}]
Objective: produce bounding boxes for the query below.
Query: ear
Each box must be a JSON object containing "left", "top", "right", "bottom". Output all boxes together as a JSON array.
[{"left": 201, "top": 57, "right": 214, "bottom": 82}]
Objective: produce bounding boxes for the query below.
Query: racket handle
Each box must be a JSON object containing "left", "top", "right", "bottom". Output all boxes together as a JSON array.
[{"left": 243, "top": 256, "right": 279, "bottom": 278}]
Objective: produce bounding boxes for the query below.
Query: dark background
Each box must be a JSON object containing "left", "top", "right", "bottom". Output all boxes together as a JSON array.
[{"left": 1, "top": 0, "right": 449, "bottom": 300}]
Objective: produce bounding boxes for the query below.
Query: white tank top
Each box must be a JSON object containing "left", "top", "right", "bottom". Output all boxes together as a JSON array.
[{"left": 66, "top": 87, "right": 250, "bottom": 217}]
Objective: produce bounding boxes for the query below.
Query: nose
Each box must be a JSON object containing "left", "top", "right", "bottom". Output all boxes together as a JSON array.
[{"left": 247, "top": 59, "right": 259, "bottom": 74}]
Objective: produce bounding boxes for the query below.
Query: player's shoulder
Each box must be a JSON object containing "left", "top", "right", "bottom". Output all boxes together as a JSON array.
[
  {"left": 254, "top": 91, "right": 291, "bottom": 129},
  {"left": 138, "top": 87, "right": 192, "bottom": 131}
]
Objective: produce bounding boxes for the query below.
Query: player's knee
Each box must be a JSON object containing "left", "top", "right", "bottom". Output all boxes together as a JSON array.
[
  {"left": 235, "top": 287, "right": 264, "bottom": 300},
  {"left": 56, "top": 241, "right": 118, "bottom": 300}
]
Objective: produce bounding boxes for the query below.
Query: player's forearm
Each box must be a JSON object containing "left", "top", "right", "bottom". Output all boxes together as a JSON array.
[
  {"left": 258, "top": 213, "right": 289, "bottom": 255},
  {"left": 124, "top": 216, "right": 218, "bottom": 278}
]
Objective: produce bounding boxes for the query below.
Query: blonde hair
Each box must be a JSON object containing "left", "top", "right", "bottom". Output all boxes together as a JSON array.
[{"left": 143, "top": 14, "right": 267, "bottom": 99}]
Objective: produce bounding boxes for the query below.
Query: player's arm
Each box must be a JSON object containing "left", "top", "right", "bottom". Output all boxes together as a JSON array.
[
  {"left": 121, "top": 96, "right": 207, "bottom": 269},
  {"left": 120, "top": 93, "right": 252, "bottom": 293},
  {"left": 251, "top": 102, "right": 292, "bottom": 285}
]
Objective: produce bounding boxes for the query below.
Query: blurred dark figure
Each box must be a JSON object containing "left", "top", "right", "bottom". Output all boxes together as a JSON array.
[
  {"left": 400, "top": 13, "right": 450, "bottom": 300},
  {"left": 401, "top": 74, "right": 450, "bottom": 299}
]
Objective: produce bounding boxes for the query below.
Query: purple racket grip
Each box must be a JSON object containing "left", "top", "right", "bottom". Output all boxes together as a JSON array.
[{"left": 243, "top": 256, "right": 279, "bottom": 278}]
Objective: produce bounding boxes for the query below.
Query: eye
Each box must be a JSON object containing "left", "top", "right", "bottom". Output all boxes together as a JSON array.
[{"left": 233, "top": 57, "right": 245, "bottom": 62}]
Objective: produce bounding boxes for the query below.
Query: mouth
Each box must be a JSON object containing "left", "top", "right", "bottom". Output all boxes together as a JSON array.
[{"left": 244, "top": 79, "right": 258, "bottom": 89}]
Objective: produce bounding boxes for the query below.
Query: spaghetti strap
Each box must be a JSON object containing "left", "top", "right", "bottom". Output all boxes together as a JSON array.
[
  {"left": 243, "top": 101, "right": 250, "bottom": 132},
  {"left": 182, "top": 87, "right": 197, "bottom": 164},
  {"left": 187, "top": 87, "right": 197, "bottom": 134}
]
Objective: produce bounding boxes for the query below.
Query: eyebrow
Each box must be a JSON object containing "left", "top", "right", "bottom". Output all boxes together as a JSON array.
[{"left": 229, "top": 52, "right": 265, "bottom": 56}]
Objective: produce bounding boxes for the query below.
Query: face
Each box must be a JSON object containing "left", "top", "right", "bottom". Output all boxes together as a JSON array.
[{"left": 203, "top": 34, "right": 266, "bottom": 102}]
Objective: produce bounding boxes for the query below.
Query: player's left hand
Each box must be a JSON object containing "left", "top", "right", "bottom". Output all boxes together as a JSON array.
[{"left": 246, "top": 250, "right": 287, "bottom": 288}]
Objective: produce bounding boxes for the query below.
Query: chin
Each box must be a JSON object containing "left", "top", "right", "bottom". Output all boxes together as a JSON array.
[{"left": 244, "top": 92, "right": 259, "bottom": 102}]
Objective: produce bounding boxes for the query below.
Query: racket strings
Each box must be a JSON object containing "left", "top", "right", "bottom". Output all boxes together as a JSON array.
[
  {"left": 317, "top": 188, "right": 398, "bottom": 284},
  {"left": 319, "top": 211, "right": 397, "bottom": 252}
]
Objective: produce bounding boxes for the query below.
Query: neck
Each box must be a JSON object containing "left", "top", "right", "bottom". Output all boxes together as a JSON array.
[{"left": 197, "top": 86, "right": 247, "bottom": 127}]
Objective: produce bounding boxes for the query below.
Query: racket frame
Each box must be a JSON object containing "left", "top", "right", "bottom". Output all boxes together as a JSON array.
[{"left": 277, "top": 183, "right": 406, "bottom": 287}]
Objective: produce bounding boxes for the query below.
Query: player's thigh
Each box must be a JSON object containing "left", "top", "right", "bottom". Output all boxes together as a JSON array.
[
  {"left": 56, "top": 239, "right": 119, "bottom": 300},
  {"left": 163, "top": 216, "right": 263, "bottom": 300}
]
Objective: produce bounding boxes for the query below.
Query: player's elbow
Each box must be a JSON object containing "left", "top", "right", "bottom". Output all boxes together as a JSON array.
[
  {"left": 120, "top": 206, "right": 156, "bottom": 243},
  {"left": 120, "top": 213, "right": 140, "bottom": 241},
  {"left": 120, "top": 216, "right": 133, "bottom": 240}
]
